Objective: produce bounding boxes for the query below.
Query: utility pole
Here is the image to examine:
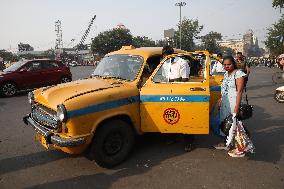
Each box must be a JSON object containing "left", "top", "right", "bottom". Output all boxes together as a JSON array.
[
  {"left": 55, "top": 20, "right": 63, "bottom": 60},
  {"left": 175, "top": 2, "right": 186, "bottom": 49}
]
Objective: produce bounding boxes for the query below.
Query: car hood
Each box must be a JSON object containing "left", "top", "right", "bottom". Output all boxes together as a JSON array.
[{"left": 35, "top": 78, "right": 119, "bottom": 109}]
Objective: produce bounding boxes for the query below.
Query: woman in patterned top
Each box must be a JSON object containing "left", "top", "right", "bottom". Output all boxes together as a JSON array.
[{"left": 215, "top": 56, "right": 247, "bottom": 157}]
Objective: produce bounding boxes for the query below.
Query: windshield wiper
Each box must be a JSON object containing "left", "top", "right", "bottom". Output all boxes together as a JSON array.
[
  {"left": 91, "top": 74, "right": 103, "bottom": 78},
  {"left": 102, "top": 76, "right": 128, "bottom": 81}
]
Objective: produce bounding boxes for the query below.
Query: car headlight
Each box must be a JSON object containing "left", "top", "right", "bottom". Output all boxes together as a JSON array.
[
  {"left": 28, "top": 92, "right": 34, "bottom": 104},
  {"left": 57, "top": 104, "right": 67, "bottom": 122}
]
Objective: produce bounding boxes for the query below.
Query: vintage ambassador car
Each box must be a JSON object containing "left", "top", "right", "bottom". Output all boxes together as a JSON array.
[{"left": 23, "top": 46, "right": 223, "bottom": 168}]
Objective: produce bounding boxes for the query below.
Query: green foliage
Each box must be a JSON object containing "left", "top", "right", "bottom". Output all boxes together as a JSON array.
[
  {"left": 265, "top": 14, "right": 284, "bottom": 55},
  {"left": 75, "top": 44, "right": 89, "bottom": 50},
  {"left": 132, "top": 36, "right": 155, "bottom": 48},
  {"left": 200, "top": 31, "right": 222, "bottom": 53},
  {"left": 91, "top": 28, "right": 133, "bottom": 56},
  {"left": 18, "top": 43, "right": 34, "bottom": 51},
  {"left": 0, "top": 50, "right": 14, "bottom": 61},
  {"left": 174, "top": 17, "right": 203, "bottom": 51},
  {"left": 272, "top": 0, "right": 284, "bottom": 8},
  {"left": 0, "top": 50, "right": 18, "bottom": 62}
]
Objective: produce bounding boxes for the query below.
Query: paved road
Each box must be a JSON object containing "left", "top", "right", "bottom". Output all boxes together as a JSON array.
[{"left": 0, "top": 67, "right": 283, "bottom": 189}]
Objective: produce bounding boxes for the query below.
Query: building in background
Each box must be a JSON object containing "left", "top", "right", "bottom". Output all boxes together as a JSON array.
[
  {"left": 115, "top": 23, "right": 127, "bottom": 30},
  {"left": 218, "top": 30, "right": 262, "bottom": 57},
  {"left": 218, "top": 39, "right": 245, "bottom": 54}
]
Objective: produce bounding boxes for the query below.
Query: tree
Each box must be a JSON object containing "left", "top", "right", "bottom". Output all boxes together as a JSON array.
[
  {"left": 174, "top": 17, "right": 203, "bottom": 51},
  {"left": 0, "top": 50, "right": 16, "bottom": 61},
  {"left": 264, "top": 14, "right": 284, "bottom": 55},
  {"left": 91, "top": 28, "right": 133, "bottom": 56},
  {"left": 132, "top": 36, "right": 155, "bottom": 47},
  {"left": 272, "top": 0, "right": 284, "bottom": 9},
  {"left": 200, "top": 31, "right": 222, "bottom": 53},
  {"left": 75, "top": 44, "right": 89, "bottom": 50},
  {"left": 18, "top": 43, "right": 34, "bottom": 52}
]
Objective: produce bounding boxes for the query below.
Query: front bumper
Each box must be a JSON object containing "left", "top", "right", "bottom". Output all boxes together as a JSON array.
[{"left": 23, "top": 114, "right": 85, "bottom": 147}]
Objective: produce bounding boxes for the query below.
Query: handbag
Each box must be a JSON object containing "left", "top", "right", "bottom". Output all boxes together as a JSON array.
[{"left": 234, "top": 73, "right": 253, "bottom": 120}]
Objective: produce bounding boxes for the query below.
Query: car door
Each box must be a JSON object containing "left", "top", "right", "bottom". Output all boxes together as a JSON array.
[
  {"left": 40, "top": 60, "right": 62, "bottom": 86},
  {"left": 209, "top": 56, "right": 224, "bottom": 113},
  {"left": 140, "top": 52, "right": 211, "bottom": 134},
  {"left": 18, "top": 61, "right": 45, "bottom": 89}
]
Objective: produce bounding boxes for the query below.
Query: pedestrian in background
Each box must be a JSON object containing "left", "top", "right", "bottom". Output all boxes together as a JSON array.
[
  {"left": 211, "top": 53, "right": 225, "bottom": 74},
  {"left": 236, "top": 52, "right": 250, "bottom": 87},
  {"left": 277, "top": 53, "right": 284, "bottom": 71}
]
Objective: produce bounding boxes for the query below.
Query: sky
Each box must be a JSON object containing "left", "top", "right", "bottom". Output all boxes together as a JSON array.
[{"left": 0, "top": 0, "right": 282, "bottom": 52}]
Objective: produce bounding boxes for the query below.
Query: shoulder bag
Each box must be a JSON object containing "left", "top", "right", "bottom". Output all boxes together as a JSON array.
[{"left": 234, "top": 72, "right": 253, "bottom": 120}]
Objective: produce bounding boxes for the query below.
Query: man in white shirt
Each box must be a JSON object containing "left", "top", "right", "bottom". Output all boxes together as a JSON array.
[
  {"left": 211, "top": 53, "right": 225, "bottom": 74},
  {"left": 169, "top": 57, "right": 190, "bottom": 82}
]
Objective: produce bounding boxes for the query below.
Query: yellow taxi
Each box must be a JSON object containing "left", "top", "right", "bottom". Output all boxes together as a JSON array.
[{"left": 23, "top": 46, "right": 223, "bottom": 168}]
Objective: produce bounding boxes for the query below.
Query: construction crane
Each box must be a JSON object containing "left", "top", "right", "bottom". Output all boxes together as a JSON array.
[{"left": 75, "top": 15, "right": 96, "bottom": 59}]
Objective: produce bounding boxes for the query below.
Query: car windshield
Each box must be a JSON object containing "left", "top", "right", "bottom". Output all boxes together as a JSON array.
[
  {"left": 92, "top": 54, "right": 144, "bottom": 81},
  {"left": 3, "top": 60, "right": 27, "bottom": 72}
]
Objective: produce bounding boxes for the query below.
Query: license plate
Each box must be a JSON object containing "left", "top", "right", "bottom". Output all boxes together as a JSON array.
[{"left": 35, "top": 133, "right": 49, "bottom": 149}]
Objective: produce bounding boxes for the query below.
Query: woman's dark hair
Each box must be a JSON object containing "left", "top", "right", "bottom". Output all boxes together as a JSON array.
[{"left": 222, "top": 55, "right": 237, "bottom": 69}]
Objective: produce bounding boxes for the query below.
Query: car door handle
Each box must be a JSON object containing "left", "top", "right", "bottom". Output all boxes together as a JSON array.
[{"left": 190, "top": 87, "right": 206, "bottom": 91}]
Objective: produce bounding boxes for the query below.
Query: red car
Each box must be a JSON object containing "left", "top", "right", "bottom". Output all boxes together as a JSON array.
[{"left": 0, "top": 59, "right": 72, "bottom": 97}]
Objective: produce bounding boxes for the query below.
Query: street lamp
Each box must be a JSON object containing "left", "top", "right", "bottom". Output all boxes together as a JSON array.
[{"left": 175, "top": 2, "right": 186, "bottom": 49}]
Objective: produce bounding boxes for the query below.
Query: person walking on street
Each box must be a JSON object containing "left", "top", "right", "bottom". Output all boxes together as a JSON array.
[{"left": 214, "top": 56, "right": 247, "bottom": 157}]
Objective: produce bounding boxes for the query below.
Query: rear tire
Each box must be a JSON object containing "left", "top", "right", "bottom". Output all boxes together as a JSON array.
[
  {"left": 0, "top": 82, "right": 17, "bottom": 97},
  {"left": 88, "top": 119, "right": 135, "bottom": 168}
]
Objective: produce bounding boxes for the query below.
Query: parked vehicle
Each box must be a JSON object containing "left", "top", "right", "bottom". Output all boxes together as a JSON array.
[
  {"left": 0, "top": 59, "right": 72, "bottom": 97},
  {"left": 272, "top": 71, "right": 284, "bottom": 103},
  {"left": 274, "top": 86, "right": 284, "bottom": 103},
  {"left": 23, "top": 46, "right": 223, "bottom": 168}
]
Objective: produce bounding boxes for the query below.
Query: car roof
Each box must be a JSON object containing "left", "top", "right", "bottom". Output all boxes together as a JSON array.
[
  {"left": 28, "top": 59, "right": 60, "bottom": 61},
  {"left": 107, "top": 46, "right": 185, "bottom": 59}
]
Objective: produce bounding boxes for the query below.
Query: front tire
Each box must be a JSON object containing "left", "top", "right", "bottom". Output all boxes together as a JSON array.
[
  {"left": 274, "top": 91, "right": 284, "bottom": 103},
  {"left": 89, "top": 119, "right": 135, "bottom": 168},
  {"left": 0, "top": 82, "right": 17, "bottom": 97},
  {"left": 60, "top": 76, "right": 71, "bottom": 83}
]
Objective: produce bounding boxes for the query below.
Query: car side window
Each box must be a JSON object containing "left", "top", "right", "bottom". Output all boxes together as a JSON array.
[
  {"left": 42, "top": 61, "right": 59, "bottom": 69},
  {"left": 22, "top": 62, "right": 42, "bottom": 71},
  {"left": 137, "top": 55, "right": 163, "bottom": 88}
]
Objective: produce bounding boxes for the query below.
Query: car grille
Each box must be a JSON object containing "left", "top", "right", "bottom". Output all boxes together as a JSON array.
[{"left": 31, "top": 104, "right": 60, "bottom": 130}]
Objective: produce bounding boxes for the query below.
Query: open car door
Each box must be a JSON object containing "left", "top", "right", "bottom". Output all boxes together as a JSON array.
[{"left": 140, "top": 51, "right": 211, "bottom": 134}]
